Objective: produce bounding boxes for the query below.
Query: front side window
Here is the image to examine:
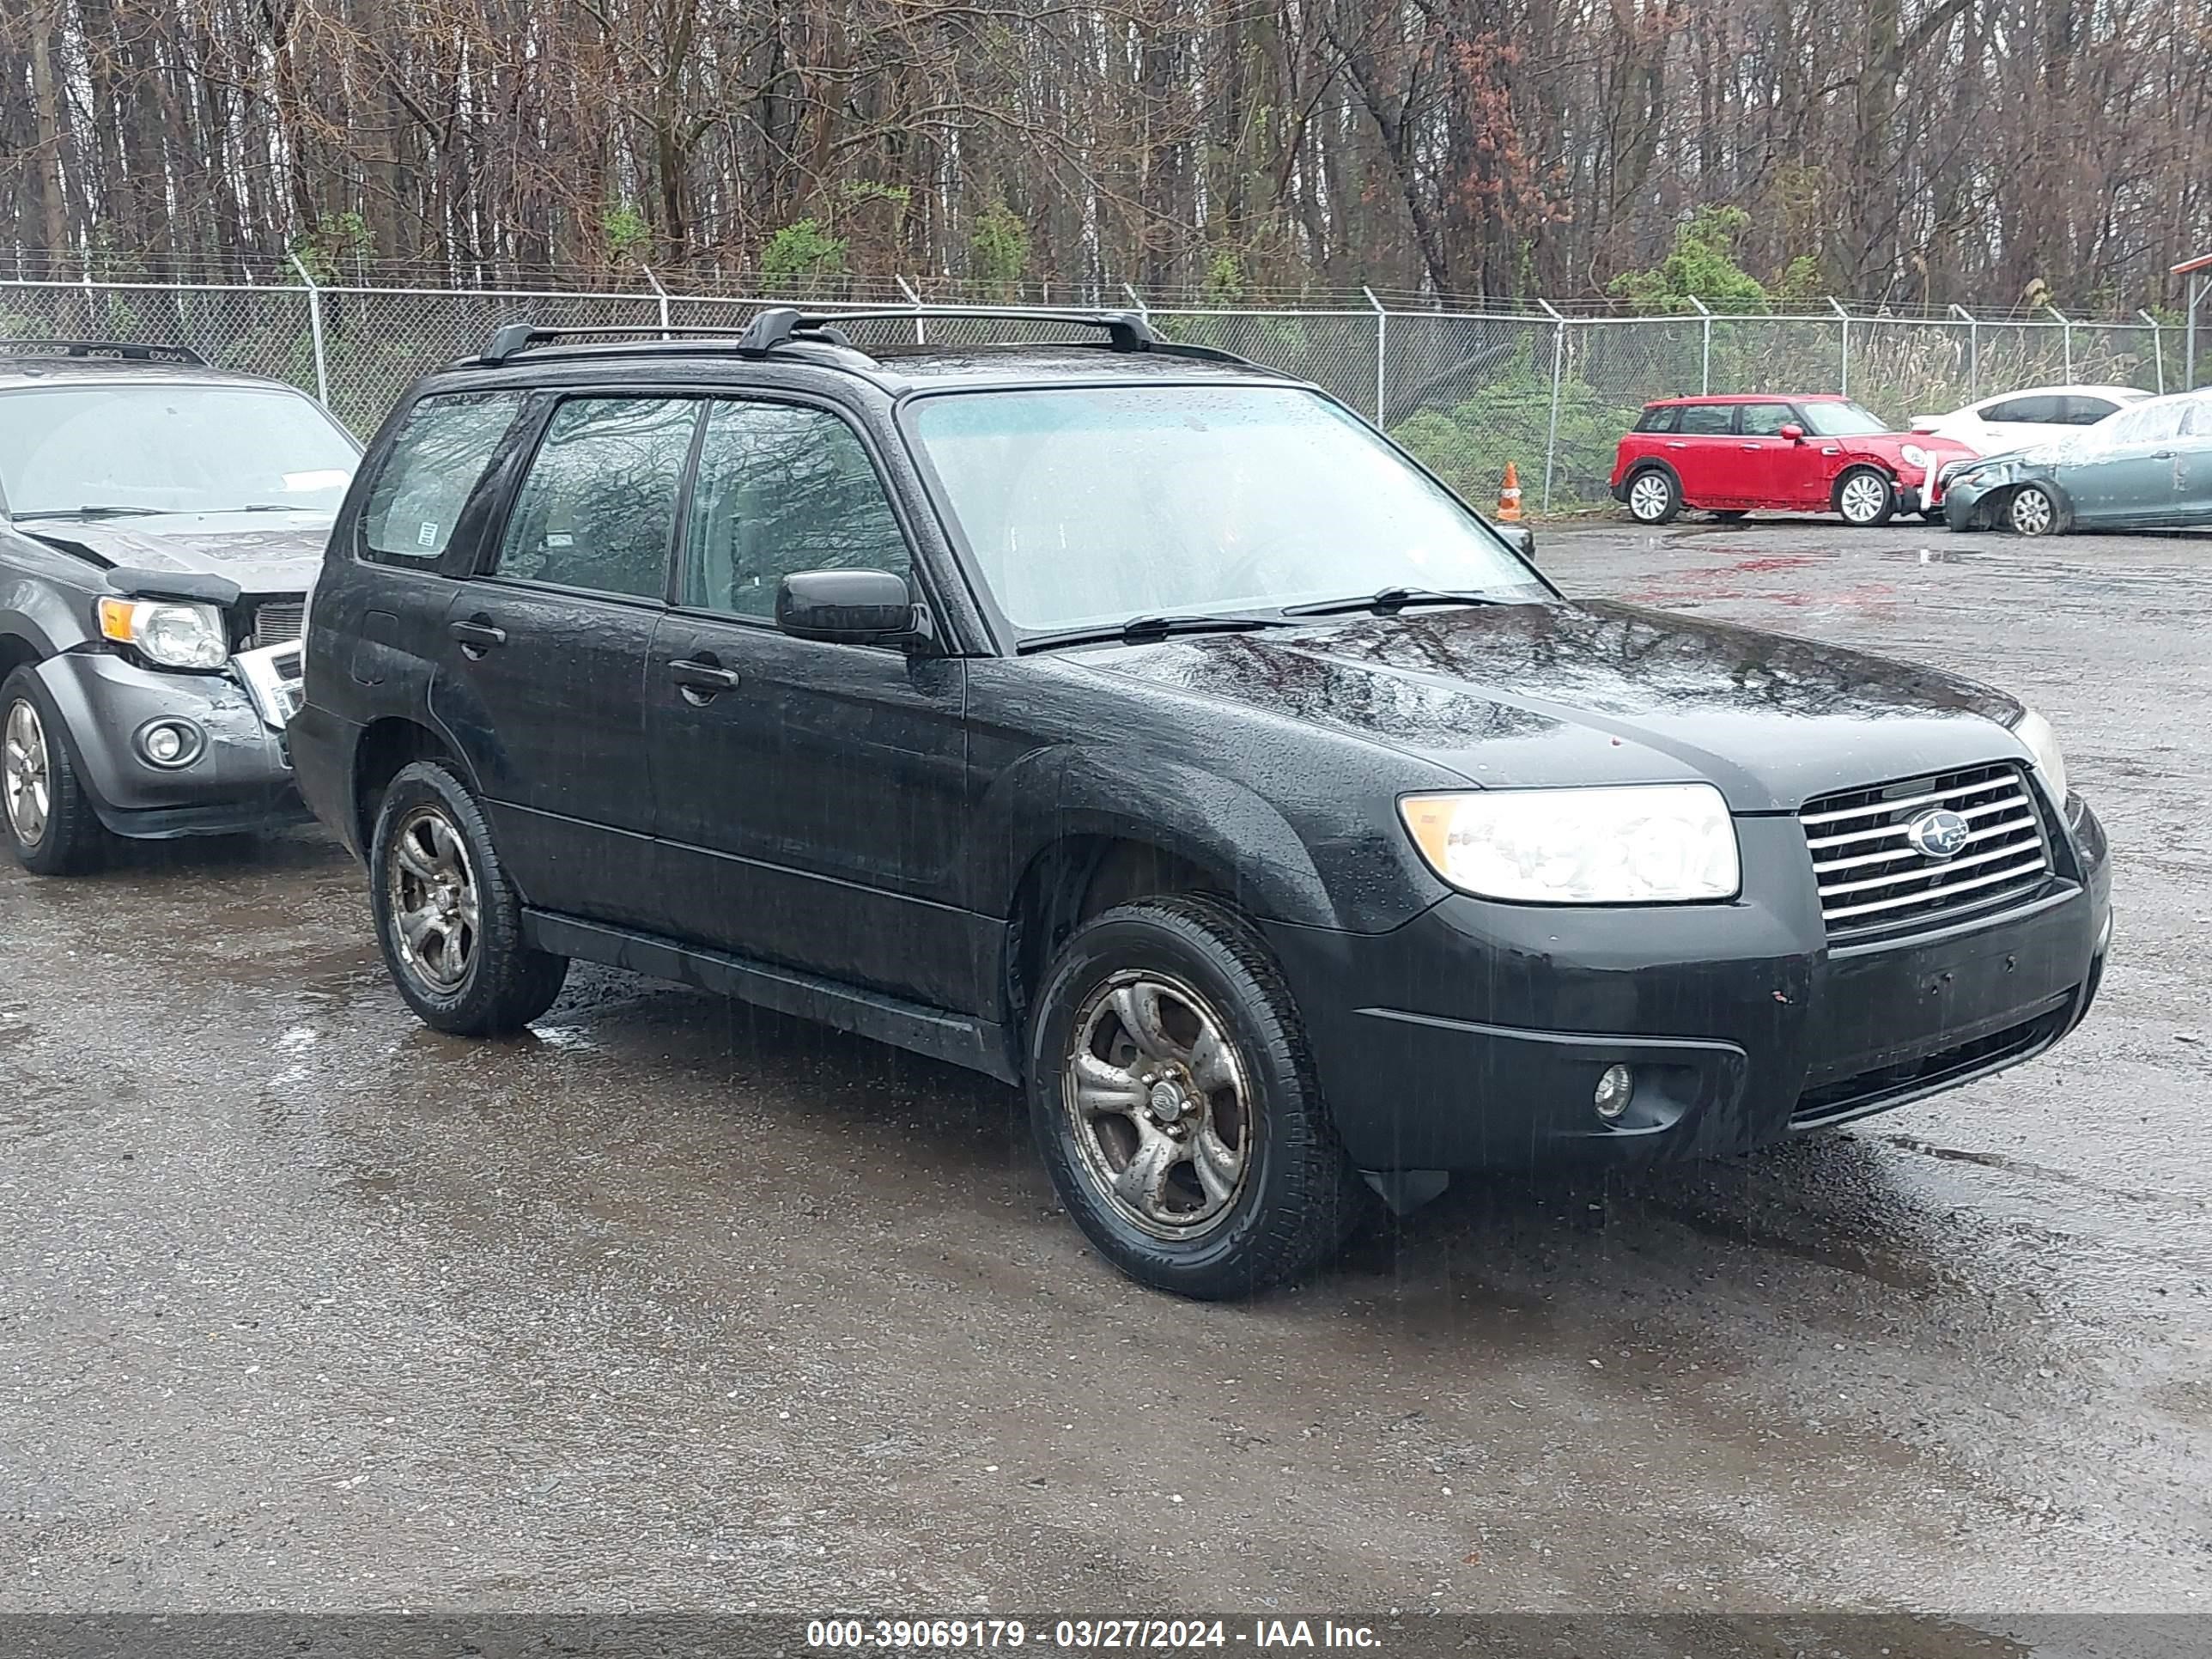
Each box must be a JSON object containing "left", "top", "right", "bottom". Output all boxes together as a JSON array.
[
  {"left": 908, "top": 385, "right": 1544, "bottom": 634},
  {"left": 493, "top": 398, "right": 697, "bottom": 599},
  {"left": 0, "top": 382, "right": 358, "bottom": 519},
  {"left": 681, "top": 402, "right": 909, "bottom": 617},
  {"left": 2083, "top": 403, "right": 2186, "bottom": 452},
  {"left": 1738, "top": 403, "right": 1798, "bottom": 437},
  {"left": 361, "top": 390, "right": 526, "bottom": 560},
  {"left": 1796, "top": 401, "right": 1892, "bottom": 437}
]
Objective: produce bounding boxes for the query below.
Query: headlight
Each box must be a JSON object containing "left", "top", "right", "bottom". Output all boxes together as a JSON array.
[
  {"left": 2010, "top": 705, "right": 2069, "bottom": 805},
  {"left": 1900, "top": 443, "right": 1931, "bottom": 468},
  {"left": 1399, "top": 783, "right": 1741, "bottom": 903},
  {"left": 96, "top": 596, "right": 229, "bottom": 670}
]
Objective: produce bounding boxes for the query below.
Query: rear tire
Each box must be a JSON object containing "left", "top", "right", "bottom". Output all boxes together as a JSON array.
[
  {"left": 368, "top": 759, "right": 568, "bottom": 1035},
  {"left": 3, "top": 667, "right": 106, "bottom": 876},
  {"left": 1626, "top": 469, "right": 1680, "bottom": 525},
  {"left": 1027, "top": 894, "right": 1372, "bottom": 1299},
  {"left": 1835, "top": 466, "right": 1896, "bottom": 526}
]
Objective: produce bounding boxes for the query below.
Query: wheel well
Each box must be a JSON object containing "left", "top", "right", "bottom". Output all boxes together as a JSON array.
[
  {"left": 352, "top": 718, "right": 455, "bottom": 848},
  {"left": 0, "top": 634, "right": 42, "bottom": 684},
  {"left": 1002, "top": 836, "right": 1225, "bottom": 1037}
]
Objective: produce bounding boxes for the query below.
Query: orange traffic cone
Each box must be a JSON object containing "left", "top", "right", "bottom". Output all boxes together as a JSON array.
[{"left": 1498, "top": 461, "right": 1524, "bottom": 522}]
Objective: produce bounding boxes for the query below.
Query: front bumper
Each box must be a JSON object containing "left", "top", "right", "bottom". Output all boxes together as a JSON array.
[
  {"left": 1264, "top": 799, "right": 2112, "bottom": 1174},
  {"left": 33, "top": 647, "right": 309, "bottom": 838}
]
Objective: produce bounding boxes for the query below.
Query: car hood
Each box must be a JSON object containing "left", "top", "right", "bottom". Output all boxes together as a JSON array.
[
  {"left": 1071, "top": 599, "right": 2027, "bottom": 812},
  {"left": 1848, "top": 432, "right": 1977, "bottom": 465},
  {"left": 16, "top": 510, "right": 331, "bottom": 595}
]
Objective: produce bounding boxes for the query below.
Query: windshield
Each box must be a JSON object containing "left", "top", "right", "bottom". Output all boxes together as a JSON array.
[
  {"left": 0, "top": 382, "right": 358, "bottom": 518},
  {"left": 908, "top": 385, "right": 1545, "bottom": 633},
  {"left": 1796, "top": 400, "right": 1892, "bottom": 438}
]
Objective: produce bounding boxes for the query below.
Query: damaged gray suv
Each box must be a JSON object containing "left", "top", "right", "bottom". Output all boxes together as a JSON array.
[{"left": 0, "top": 340, "right": 359, "bottom": 872}]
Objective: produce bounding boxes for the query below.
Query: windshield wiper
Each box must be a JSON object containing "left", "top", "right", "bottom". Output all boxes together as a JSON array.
[
  {"left": 1280, "top": 586, "right": 1507, "bottom": 618},
  {"left": 1018, "top": 611, "right": 1297, "bottom": 654},
  {"left": 10, "top": 504, "right": 167, "bottom": 521}
]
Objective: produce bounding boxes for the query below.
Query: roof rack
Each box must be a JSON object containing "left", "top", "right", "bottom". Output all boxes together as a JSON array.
[
  {"left": 477, "top": 306, "right": 1163, "bottom": 366},
  {"left": 0, "top": 338, "right": 209, "bottom": 366}
]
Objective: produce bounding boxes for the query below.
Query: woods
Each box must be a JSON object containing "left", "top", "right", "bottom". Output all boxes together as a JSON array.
[{"left": 2, "top": 0, "right": 2207, "bottom": 307}]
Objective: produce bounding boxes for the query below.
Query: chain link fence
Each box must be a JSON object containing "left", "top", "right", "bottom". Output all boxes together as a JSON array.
[{"left": 0, "top": 276, "right": 2182, "bottom": 512}]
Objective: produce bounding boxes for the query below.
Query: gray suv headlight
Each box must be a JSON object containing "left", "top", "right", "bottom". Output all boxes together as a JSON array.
[{"left": 97, "top": 596, "right": 228, "bottom": 670}]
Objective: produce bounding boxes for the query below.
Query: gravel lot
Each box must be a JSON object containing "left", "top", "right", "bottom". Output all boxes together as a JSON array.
[{"left": 3, "top": 515, "right": 2209, "bottom": 1624}]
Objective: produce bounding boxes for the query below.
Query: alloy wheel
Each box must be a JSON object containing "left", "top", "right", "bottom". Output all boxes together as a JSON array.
[
  {"left": 1838, "top": 472, "right": 1889, "bottom": 524},
  {"left": 1062, "top": 970, "right": 1255, "bottom": 1240},
  {"left": 1628, "top": 474, "right": 1672, "bottom": 521},
  {"left": 2008, "top": 487, "right": 2055, "bottom": 537},
  {"left": 3, "top": 699, "right": 51, "bottom": 849},
  {"left": 386, "top": 805, "right": 480, "bottom": 992}
]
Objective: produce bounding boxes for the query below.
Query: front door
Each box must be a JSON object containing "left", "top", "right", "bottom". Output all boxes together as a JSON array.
[
  {"left": 645, "top": 396, "right": 984, "bottom": 1013},
  {"left": 2172, "top": 401, "right": 2212, "bottom": 524},
  {"left": 1732, "top": 402, "right": 1810, "bottom": 509},
  {"left": 433, "top": 394, "right": 696, "bottom": 923}
]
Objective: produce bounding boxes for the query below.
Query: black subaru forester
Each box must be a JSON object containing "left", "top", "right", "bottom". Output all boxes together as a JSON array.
[{"left": 291, "top": 308, "right": 2112, "bottom": 1299}]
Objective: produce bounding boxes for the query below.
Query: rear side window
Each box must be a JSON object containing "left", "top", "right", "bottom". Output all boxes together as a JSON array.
[
  {"left": 1676, "top": 404, "right": 1734, "bottom": 435},
  {"left": 361, "top": 391, "right": 525, "bottom": 561},
  {"left": 493, "top": 398, "right": 699, "bottom": 599},
  {"left": 1634, "top": 405, "right": 1679, "bottom": 434}
]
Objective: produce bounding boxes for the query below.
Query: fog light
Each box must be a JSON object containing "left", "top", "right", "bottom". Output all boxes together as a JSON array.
[
  {"left": 1594, "top": 1064, "right": 1635, "bottom": 1121},
  {"left": 135, "top": 719, "right": 204, "bottom": 769}
]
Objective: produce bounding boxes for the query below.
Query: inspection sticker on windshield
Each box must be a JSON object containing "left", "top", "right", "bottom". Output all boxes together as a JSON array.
[{"left": 417, "top": 521, "right": 438, "bottom": 548}]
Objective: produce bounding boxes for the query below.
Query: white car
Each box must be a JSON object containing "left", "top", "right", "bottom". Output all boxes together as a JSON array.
[{"left": 1911, "top": 384, "right": 2152, "bottom": 456}]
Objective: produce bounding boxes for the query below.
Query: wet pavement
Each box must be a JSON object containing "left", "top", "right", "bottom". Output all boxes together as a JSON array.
[{"left": 3, "top": 517, "right": 2209, "bottom": 1620}]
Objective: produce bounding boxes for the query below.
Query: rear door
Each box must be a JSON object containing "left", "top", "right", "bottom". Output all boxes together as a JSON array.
[
  {"left": 1667, "top": 403, "right": 1739, "bottom": 506},
  {"left": 432, "top": 393, "right": 696, "bottom": 922},
  {"left": 644, "top": 394, "right": 981, "bottom": 1011}
]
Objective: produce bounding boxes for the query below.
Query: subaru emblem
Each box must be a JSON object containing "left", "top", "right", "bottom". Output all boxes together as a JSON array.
[{"left": 1905, "top": 807, "right": 1971, "bottom": 860}]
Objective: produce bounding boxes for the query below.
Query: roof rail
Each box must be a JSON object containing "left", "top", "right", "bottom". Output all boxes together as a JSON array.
[
  {"left": 0, "top": 338, "right": 209, "bottom": 366},
  {"left": 476, "top": 306, "right": 1162, "bottom": 366}
]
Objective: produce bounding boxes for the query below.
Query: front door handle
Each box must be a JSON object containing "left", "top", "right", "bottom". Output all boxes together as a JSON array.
[
  {"left": 671, "top": 658, "right": 743, "bottom": 699},
  {"left": 449, "top": 617, "right": 507, "bottom": 656},
  {"left": 1741, "top": 443, "right": 1764, "bottom": 451}
]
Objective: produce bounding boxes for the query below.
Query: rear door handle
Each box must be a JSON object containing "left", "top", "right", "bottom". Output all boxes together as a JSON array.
[
  {"left": 1666, "top": 441, "right": 1688, "bottom": 449},
  {"left": 671, "top": 658, "right": 743, "bottom": 696},
  {"left": 448, "top": 617, "right": 506, "bottom": 655}
]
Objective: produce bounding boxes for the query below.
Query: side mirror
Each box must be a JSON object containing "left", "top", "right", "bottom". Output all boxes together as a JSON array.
[
  {"left": 775, "top": 568, "right": 928, "bottom": 647},
  {"left": 1503, "top": 524, "right": 1537, "bottom": 564},
  {"left": 1778, "top": 423, "right": 1805, "bottom": 442}
]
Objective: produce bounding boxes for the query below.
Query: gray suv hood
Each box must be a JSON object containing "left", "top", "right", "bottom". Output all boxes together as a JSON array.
[{"left": 18, "top": 509, "right": 331, "bottom": 595}]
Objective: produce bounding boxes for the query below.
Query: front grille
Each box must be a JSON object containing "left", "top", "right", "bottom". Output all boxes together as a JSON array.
[
  {"left": 251, "top": 599, "right": 306, "bottom": 647},
  {"left": 1791, "top": 1003, "right": 2070, "bottom": 1129},
  {"left": 1799, "top": 761, "right": 2051, "bottom": 934}
]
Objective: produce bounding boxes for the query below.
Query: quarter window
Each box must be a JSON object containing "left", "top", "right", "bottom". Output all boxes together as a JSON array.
[
  {"left": 1635, "top": 405, "right": 1680, "bottom": 434},
  {"left": 494, "top": 398, "right": 697, "bottom": 599},
  {"left": 680, "top": 401, "right": 910, "bottom": 618},
  {"left": 361, "top": 391, "right": 525, "bottom": 561},
  {"left": 2060, "top": 396, "right": 2121, "bottom": 426},
  {"left": 1676, "top": 405, "right": 1734, "bottom": 435}
]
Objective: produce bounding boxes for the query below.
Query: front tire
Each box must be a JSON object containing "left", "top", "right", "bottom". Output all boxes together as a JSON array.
[
  {"left": 1625, "top": 468, "right": 1680, "bottom": 525},
  {"left": 3, "top": 667, "right": 106, "bottom": 876},
  {"left": 1027, "top": 895, "right": 1371, "bottom": 1299},
  {"left": 1834, "top": 466, "right": 1896, "bottom": 526},
  {"left": 2007, "top": 484, "right": 2060, "bottom": 538},
  {"left": 368, "top": 760, "right": 568, "bottom": 1035}
]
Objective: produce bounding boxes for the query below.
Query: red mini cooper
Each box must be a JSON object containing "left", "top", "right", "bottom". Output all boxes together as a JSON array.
[{"left": 1610, "top": 394, "right": 1977, "bottom": 527}]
